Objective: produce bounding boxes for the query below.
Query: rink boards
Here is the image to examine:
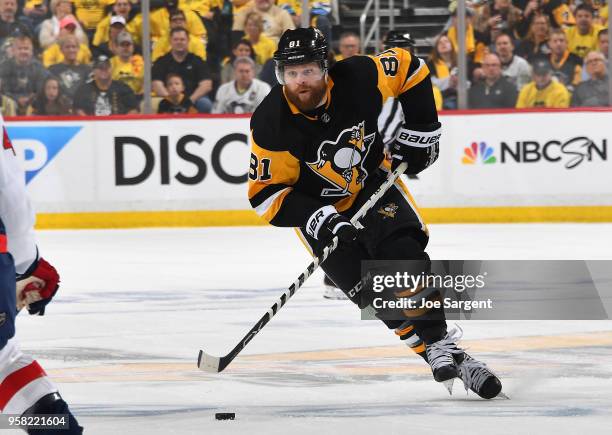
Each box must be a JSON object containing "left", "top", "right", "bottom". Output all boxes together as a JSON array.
[{"left": 5, "top": 109, "right": 612, "bottom": 228}]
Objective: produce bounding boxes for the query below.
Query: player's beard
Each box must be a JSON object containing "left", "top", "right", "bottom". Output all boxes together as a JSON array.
[{"left": 285, "top": 79, "right": 327, "bottom": 112}]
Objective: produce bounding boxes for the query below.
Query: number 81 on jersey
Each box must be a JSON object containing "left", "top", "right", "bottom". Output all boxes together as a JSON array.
[{"left": 249, "top": 153, "right": 272, "bottom": 181}]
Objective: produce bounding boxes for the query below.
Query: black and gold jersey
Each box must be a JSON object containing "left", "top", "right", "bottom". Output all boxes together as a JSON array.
[{"left": 248, "top": 48, "right": 436, "bottom": 227}]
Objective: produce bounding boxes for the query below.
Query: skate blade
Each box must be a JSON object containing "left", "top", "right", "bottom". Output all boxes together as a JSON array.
[
  {"left": 442, "top": 379, "right": 454, "bottom": 395},
  {"left": 497, "top": 391, "right": 510, "bottom": 400}
]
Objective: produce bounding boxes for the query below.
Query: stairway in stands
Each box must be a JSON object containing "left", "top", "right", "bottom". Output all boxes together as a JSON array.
[{"left": 336, "top": 0, "right": 450, "bottom": 57}]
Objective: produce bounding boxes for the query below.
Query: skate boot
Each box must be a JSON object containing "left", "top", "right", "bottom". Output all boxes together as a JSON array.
[
  {"left": 322, "top": 275, "right": 348, "bottom": 300},
  {"left": 425, "top": 327, "right": 464, "bottom": 392},
  {"left": 455, "top": 352, "right": 504, "bottom": 399}
]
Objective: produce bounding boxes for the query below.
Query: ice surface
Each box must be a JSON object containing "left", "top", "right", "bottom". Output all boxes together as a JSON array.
[{"left": 13, "top": 224, "right": 612, "bottom": 434}]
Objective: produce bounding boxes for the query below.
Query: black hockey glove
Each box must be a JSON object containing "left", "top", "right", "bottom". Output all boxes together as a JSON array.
[
  {"left": 391, "top": 122, "right": 442, "bottom": 175},
  {"left": 305, "top": 205, "right": 358, "bottom": 247}
]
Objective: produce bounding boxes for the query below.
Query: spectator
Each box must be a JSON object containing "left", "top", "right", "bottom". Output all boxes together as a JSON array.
[
  {"left": 548, "top": 28, "right": 582, "bottom": 93},
  {"left": 0, "top": 0, "right": 33, "bottom": 42},
  {"left": 221, "top": 39, "right": 260, "bottom": 84},
  {"left": 0, "top": 91, "right": 17, "bottom": 116},
  {"left": 565, "top": 4, "right": 603, "bottom": 59},
  {"left": 212, "top": 56, "right": 270, "bottom": 113},
  {"left": 152, "top": 27, "right": 214, "bottom": 113},
  {"left": 48, "top": 34, "right": 92, "bottom": 98},
  {"left": 152, "top": 8, "right": 206, "bottom": 61},
  {"left": 427, "top": 34, "right": 459, "bottom": 110},
  {"left": 0, "top": 34, "right": 48, "bottom": 114},
  {"left": 278, "top": 0, "right": 332, "bottom": 43},
  {"left": 599, "top": 2, "right": 608, "bottom": 26},
  {"left": 475, "top": 0, "right": 522, "bottom": 39},
  {"left": 572, "top": 50, "right": 609, "bottom": 106},
  {"left": 469, "top": 52, "right": 518, "bottom": 108},
  {"left": 39, "top": 0, "right": 87, "bottom": 49},
  {"left": 73, "top": 0, "right": 108, "bottom": 41},
  {"left": 93, "top": 0, "right": 143, "bottom": 47},
  {"left": 157, "top": 73, "right": 198, "bottom": 114},
  {"left": 516, "top": 58, "right": 570, "bottom": 108},
  {"left": 598, "top": 27, "right": 608, "bottom": 59},
  {"left": 111, "top": 31, "right": 143, "bottom": 97},
  {"left": 514, "top": 0, "right": 540, "bottom": 39},
  {"left": 335, "top": 31, "right": 361, "bottom": 61},
  {"left": 73, "top": 55, "right": 139, "bottom": 115},
  {"left": 233, "top": 0, "right": 295, "bottom": 43},
  {"left": 42, "top": 15, "right": 92, "bottom": 67},
  {"left": 447, "top": 1, "right": 477, "bottom": 61},
  {"left": 242, "top": 11, "right": 276, "bottom": 65},
  {"left": 22, "top": 0, "right": 48, "bottom": 30},
  {"left": 28, "top": 76, "right": 73, "bottom": 115},
  {"left": 495, "top": 32, "right": 532, "bottom": 91},
  {"left": 150, "top": 0, "right": 206, "bottom": 42},
  {"left": 516, "top": 13, "right": 551, "bottom": 62},
  {"left": 92, "top": 15, "right": 127, "bottom": 58},
  {"left": 542, "top": 0, "right": 575, "bottom": 29}
]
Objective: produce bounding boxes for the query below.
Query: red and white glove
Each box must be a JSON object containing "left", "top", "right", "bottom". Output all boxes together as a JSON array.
[{"left": 16, "top": 258, "right": 60, "bottom": 315}]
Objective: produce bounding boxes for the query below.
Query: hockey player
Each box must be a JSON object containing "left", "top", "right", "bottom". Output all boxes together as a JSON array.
[
  {"left": 1, "top": 113, "right": 83, "bottom": 433},
  {"left": 248, "top": 27, "right": 503, "bottom": 399}
]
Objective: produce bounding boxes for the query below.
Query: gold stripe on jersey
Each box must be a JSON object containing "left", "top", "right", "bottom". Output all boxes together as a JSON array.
[
  {"left": 334, "top": 193, "right": 359, "bottom": 213},
  {"left": 258, "top": 188, "right": 293, "bottom": 222},
  {"left": 372, "top": 48, "right": 430, "bottom": 104},
  {"left": 248, "top": 133, "right": 301, "bottom": 222},
  {"left": 294, "top": 228, "right": 315, "bottom": 257}
]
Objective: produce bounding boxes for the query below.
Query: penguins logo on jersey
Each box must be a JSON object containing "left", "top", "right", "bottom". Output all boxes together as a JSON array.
[{"left": 307, "top": 121, "right": 375, "bottom": 197}]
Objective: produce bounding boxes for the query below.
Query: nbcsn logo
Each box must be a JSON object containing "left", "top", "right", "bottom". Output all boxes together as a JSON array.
[{"left": 462, "top": 141, "right": 496, "bottom": 164}]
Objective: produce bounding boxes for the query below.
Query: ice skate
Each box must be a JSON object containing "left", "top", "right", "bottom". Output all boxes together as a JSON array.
[
  {"left": 425, "top": 327, "right": 464, "bottom": 393},
  {"left": 322, "top": 275, "right": 348, "bottom": 300},
  {"left": 455, "top": 352, "right": 505, "bottom": 399}
]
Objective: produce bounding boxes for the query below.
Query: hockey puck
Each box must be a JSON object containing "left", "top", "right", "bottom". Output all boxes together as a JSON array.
[{"left": 215, "top": 412, "right": 235, "bottom": 421}]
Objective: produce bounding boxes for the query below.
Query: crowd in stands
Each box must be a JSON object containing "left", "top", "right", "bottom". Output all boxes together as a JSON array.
[{"left": 0, "top": 0, "right": 610, "bottom": 117}]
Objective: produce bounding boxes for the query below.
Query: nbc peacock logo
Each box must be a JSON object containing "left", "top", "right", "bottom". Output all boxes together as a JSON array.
[{"left": 462, "top": 141, "right": 497, "bottom": 164}]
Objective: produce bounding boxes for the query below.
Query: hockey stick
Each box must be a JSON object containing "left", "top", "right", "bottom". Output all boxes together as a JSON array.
[{"left": 197, "top": 162, "right": 408, "bottom": 373}]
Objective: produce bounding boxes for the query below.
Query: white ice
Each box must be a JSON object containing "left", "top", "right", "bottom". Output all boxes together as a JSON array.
[{"left": 12, "top": 224, "right": 612, "bottom": 434}]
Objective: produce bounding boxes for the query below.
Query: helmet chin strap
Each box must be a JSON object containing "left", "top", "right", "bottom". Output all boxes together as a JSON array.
[{"left": 315, "top": 72, "right": 329, "bottom": 109}]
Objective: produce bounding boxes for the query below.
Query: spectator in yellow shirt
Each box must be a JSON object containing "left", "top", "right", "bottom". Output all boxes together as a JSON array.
[
  {"left": 565, "top": 4, "right": 604, "bottom": 59},
  {"left": 73, "top": 0, "right": 110, "bottom": 39},
  {"left": 93, "top": 0, "right": 143, "bottom": 47},
  {"left": 242, "top": 11, "right": 276, "bottom": 65},
  {"left": 42, "top": 15, "right": 92, "bottom": 67},
  {"left": 233, "top": 0, "right": 294, "bottom": 43},
  {"left": 516, "top": 58, "right": 570, "bottom": 108},
  {"left": 152, "top": 8, "right": 206, "bottom": 61},
  {"left": 111, "top": 31, "right": 144, "bottom": 96},
  {"left": 92, "top": 14, "right": 127, "bottom": 58},
  {"left": 150, "top": 0, "right": 206, "bottom": 41}
]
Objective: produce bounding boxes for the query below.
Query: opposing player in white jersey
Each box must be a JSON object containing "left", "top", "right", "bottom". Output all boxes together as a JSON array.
[{"left": 0, "top": 113, "right": 83, "bottom": 433}]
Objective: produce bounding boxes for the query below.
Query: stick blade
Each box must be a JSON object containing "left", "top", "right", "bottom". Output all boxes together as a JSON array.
[{"left": 197, "top": 350, "right": 221, "bottom": 373}]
